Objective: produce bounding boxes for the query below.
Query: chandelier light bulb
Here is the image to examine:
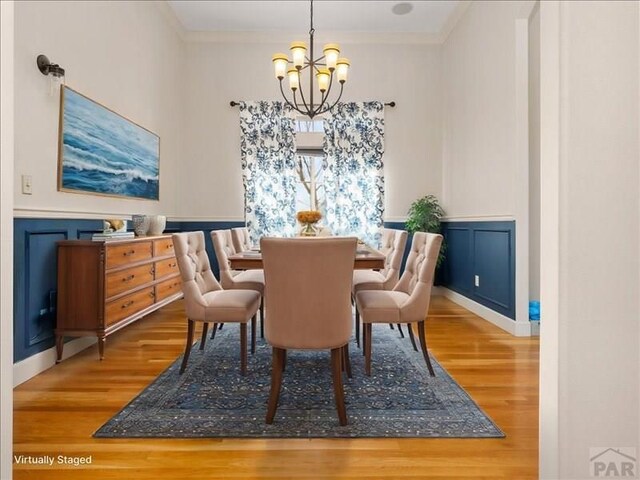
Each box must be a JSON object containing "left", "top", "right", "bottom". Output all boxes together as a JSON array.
[
  {"left": 316, "top": 69, "right": 331, "bottom": 92},
  {"left": 323, "top": 44, "right": 340, "bottom": 70},
  {"left": 287, "top": 68, "right": 300, "bottom": 91},
  {"left": 290, "top": 42, "right": 307, "bottom": 69},
  {"left": 336, "top": 58, "right": 350, "bottom": 83},
  {"left": 272, "top": 54, "right": 289, "bottom": 79}
]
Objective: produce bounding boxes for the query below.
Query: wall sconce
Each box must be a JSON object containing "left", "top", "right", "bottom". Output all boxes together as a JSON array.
[{"left": 36, "top": 54, "right": 65, "bottom": 95}]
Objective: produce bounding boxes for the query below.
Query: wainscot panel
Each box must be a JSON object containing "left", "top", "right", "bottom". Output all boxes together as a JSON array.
[
  {"left": 440, "top": 221, "right": 515, "bottom": 319},
  {"left": 13, "top": 218, "right": 240, "bottom": 363}
]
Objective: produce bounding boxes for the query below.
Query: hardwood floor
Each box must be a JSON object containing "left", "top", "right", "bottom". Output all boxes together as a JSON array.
[{"left": 13, "top": 296, "right": 539, "bottom": 479}]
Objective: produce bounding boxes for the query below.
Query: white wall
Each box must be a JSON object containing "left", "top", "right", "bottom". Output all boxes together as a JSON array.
[
  {"left": 180, "top": 38, "right": 443, "bottom": 221},
  {"left": 539, "top": 1, "right": 640, "bottom": 477},
  {"left": 1, "top": 2, "right": 15, "bottom": 477},
  {"left": 442, "top": 1, "right": 525, "bottom": 219},
  {"left": 13, "top": 1, "right": 185, "bottom": 219},
  {"left": 529, "top": 5, "right": 540, "bottom": 301}
]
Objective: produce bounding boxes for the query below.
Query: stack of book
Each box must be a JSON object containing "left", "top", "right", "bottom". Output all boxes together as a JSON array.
[{"left": 92, "top": 231, "right": 135, "bottom": 241}]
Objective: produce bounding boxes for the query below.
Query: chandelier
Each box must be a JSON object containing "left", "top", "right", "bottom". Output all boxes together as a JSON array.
[{"left": 271, "top": 0, "right": 350, "bottom": 119}]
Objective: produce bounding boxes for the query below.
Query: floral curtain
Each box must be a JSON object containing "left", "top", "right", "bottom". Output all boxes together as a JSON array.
[
  {"left": 239, "top": 101, "right": 297, "bottom": 243},
  {"left": 323, "top": 102, "right": 385, "bottom": 246}
]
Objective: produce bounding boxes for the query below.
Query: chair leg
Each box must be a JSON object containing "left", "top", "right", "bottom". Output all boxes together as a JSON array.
[
  {"left": 418, "top": 321, "right": 436, "bottom": 377},
  {"left": 240, "top": 323, "right": 247, "bottom": 376},
  {"left": 365, "top": 323, "right": 372, "bottom": 376},
  {"left": 355, "top": 307, "right": 360, "bottom": 348},
  {"left": 407, "top": 323, "right": 418, "bottom": 352},
  {"left": 179, "top": 319, "right": 195, "bottom": 374},
  {"left": 199, "top": 322, "right": 209, "bottom": 350},
  {"left": 219, "top": 323, "right": 224, "bottom": 330},
  {"left": 251, "top": 314, "right": 257, "bottom": 355},
  {"left": 265, "top": 347, "right": 286, "bottom": 424},
  {"left": 260, "top": 300, "right": 265, "bottom": 339},
  {"left": 362, "top": 319, "right": 367, "bottom": 356},
  {"left": 330, "top": 347, "right": 348, "bottom": 426},
  {"left": 389, "top": 323, "right": 394, "bottom": 329},
  {"left": 282, "top": 349, "right": 287, "bottom": 372},
  {"left": 342, "top": 344, "right": 352, "bottom": 379},
  {"left": 210, "top": 322, "right": 218, "bottom": 340},
  {"left": 397, "top": 323, "right": 404, "bottom": 338}
]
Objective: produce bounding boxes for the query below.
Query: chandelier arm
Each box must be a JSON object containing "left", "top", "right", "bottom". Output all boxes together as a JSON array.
[
  {"left": 312, "top": 90, "right": 329, "bottom": 117},
  {"left": 320, "top": 82, "right": 344, "bottom": 115},
  {"left": 279, "top": 79, "right": 304, "bottom": 115},
  {"left": 296, "top": 73, "right": 312, "bottom": 116},
  {"left": 314, "top": 73, "right": 336, "bottom": 116}
]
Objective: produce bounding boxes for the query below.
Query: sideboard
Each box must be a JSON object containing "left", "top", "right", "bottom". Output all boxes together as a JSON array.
[{"left": 55, "top": 235, "right": 183, "bottom": 361}]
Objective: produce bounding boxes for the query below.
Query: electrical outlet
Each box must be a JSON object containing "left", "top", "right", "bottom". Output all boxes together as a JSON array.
[
  {"left": 474, "top": 275, "right": 480, "bottom": 287},
  {"left": 22, "top": 175, "right": 33, "bottom": 195},
  {"left": 39, "top": 308, "right": 48, "bottom": 316}
]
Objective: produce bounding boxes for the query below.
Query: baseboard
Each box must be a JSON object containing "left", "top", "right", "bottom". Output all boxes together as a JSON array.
[
  {"left": 13, "top": 337, "right": 97, "bottom": 387},
  {"left": 436, "top": 287, "right": 531, "bottom": 337}
]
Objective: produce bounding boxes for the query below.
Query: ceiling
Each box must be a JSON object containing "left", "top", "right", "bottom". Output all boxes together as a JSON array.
[{"left": 167, "top": 1, "right": 461, "bottom": 34}]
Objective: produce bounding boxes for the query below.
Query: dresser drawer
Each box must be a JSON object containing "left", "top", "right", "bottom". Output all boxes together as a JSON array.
[
  {"left": 154, "top": 238, "right": 174, "bottom": 257},
  {"left": 155, "top": 276, "right": 182, "bottom": 302},
  {"left": 106, "top": 242, "right": 152, "bottom": 269},
  {"left": 106, "top": 263, "right": 155, "bottom": 298},
  {"left": 105, "top": 287, "right": 155, "bottom": 326},
  {"left": 155, "top": 258, "right": 179, "bottom": 279}
]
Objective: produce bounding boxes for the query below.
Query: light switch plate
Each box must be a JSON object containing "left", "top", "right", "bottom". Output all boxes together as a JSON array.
[
  {"left": 474, "top": 275, "right": 480, "bottom": 287},
  {"left": 22, "top": 175, "right": 32, "bottom": 195}
]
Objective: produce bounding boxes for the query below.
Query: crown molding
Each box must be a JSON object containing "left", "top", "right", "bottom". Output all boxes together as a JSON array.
[
  {"left": 154, "top": 0, "right": 187, "bottom": 42},
  {"left": 438, "top": 0, "right": 472, "bottom": 43},
  {"left": 184, "top": 30, "right": 444, "bottom": 45}
]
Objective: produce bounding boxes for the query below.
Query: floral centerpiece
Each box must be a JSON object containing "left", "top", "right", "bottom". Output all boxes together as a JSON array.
[{"left": 296, "top": 210, "right": 322, "bottom": 236}]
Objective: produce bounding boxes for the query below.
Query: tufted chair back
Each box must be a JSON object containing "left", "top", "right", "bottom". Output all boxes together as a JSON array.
[
  {"left": 231, "top": 227, "right": 252, "bottom": 252},
  {"left": 378, "top": 228, "right": 408, "bottom": 289},
  {"left": 173, "top": 232, "right": 221, "bottom": 320},
  {"left": 393, "top": 232, "right": 443, "bottom": 323},
  {"left": 211, "top": 230, "right": 239, "bottom": 288}
]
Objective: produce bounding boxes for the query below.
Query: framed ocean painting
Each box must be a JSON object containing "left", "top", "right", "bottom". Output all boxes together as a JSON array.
[{"left": 58, "top": 86, "right": 160, "bottom": 200}]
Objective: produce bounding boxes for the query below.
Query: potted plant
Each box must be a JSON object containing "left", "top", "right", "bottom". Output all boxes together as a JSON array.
[{"left": 405, "top": 195, "right": 446, "bottom": 267}]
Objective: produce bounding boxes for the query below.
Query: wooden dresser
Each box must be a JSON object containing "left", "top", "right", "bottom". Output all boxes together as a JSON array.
[{"left": 55, "top": 235, "right": 183, "bottom": 361}]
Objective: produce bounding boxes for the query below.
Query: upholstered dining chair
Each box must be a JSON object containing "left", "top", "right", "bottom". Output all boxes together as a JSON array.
[
  {"left": 356, "top": 232, "right": 443, "bottom": 377},
  {"left": 231, "top": 227, "right": 252, "bottom": 252},
  {"left": 172, "top": 231, "right": 260, "bottom": 376},
  {"left": 261, "top": 237, "right": 357, "bottom": 426},
  {"left": 352, "top": 228, "right": 408, "bottom": 348},
  {"left": 211, "top": 230, "right": 266, "bottom": 337}
]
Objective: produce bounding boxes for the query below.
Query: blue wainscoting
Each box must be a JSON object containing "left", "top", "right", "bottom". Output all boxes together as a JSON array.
[
  {"left": 13, "top": 218, "right": 245, "bottom": 363},
  {"left": 439, "top": 221, "right": 516, "bottom": 319}
]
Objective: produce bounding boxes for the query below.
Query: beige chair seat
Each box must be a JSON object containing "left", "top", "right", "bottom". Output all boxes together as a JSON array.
[
  {"left": 356, "top": 290, "right": 407, "bottom": 325},
  {"left": 352, "top": 270, "right": 386, "bottom": 295},
  {"left": 232, "top": 270, "right": 265, "bottom": 293},
  {"left": 202, "top": 290, "right": 261, "bottom": 322}
]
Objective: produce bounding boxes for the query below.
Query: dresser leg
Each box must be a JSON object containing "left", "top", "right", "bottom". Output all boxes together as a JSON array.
[
  {"left": 55, "top": 334, "right": 64, "bottom": 363},
  {"left": 98, "top": 336, "right": 106, "bottom": 360}
]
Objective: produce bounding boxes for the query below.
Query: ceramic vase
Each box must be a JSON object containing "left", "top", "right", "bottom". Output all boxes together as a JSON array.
[
  {"left": 132, "top": 215, "right": 150, "bottom": 236},
  {"left": 148, "top": 215, "right": 166, "bottom": 236}
]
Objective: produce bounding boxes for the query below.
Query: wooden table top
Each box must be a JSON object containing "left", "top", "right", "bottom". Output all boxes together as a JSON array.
[{"left": 228, "top": 243, "right": 385, "bottom": 270}]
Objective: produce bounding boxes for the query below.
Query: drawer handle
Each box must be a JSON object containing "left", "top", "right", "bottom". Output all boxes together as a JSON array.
[
  {"left": 149, "top": 291, "right": 155, "bottom": 298},
  {"left": 123, "top": 274, "right": 135, "bottom": 282},
  {"left": 150, "top": 268, "right": 155, "bottom": 275},
  {"left": 121, "top": 300, "right": 134, "bottom": 309},
  {"left": 123, "top": 250, "right": 136, "bottom": 257},
  {"left": 166, "top": 244, "right": 173, "bottom": 249},
  {"left": 169, "top": 263, "right": 177, "bottom": 268}
]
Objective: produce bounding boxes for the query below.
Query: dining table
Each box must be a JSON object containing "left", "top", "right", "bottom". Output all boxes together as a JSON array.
[{"left": 228, "top": 242, "right": 386, "bottom": 270}]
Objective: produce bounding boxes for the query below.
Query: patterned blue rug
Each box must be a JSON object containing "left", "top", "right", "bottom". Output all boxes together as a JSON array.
[{"left": 94, "top": 323, "right": 504, "bottom": 438}]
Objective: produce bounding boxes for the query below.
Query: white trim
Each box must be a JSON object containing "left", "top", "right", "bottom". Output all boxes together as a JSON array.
[
  {"left": 441, "top": 215, "right": 515, "bottom": 222},
  {"left": 184, "top": 30, "right": 444, "bottom": 45},
  {"left": 13, "top": 338, "right": 97, "bottom": 387},
  {"left": 154, "top": 0, "right": 187, "bottom": 41},
  {"left": 13, "top": 207, "right": 140, "bottom": 220},
  {"left": 171, "top": 216, "right": 245, "bottom": 222},
  {"left": 437, "top": 287, "right": 532, "bottom": 337},
  {"left": 438, "top": 1, "right": 472, "bottom": 43},
  {"left": 0, "top": 1, "right": 14, "bottom": 477},
  {"left": 383, "top": 217, "right": 407, "bottom": 223},
  {"left": 539, "top": 1, "right": 561, "bottom": 477}
]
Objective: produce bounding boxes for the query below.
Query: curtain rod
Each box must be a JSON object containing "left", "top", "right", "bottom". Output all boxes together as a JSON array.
[{"left": 229, "top": 101, "right": 396, "bottom": 108}]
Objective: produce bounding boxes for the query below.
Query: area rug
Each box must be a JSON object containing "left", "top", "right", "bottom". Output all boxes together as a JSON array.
[{"left": 94, "top": 323, "right": 504, "bottom": 438}]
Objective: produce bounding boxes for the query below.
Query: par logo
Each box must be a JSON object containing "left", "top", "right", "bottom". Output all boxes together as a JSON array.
[{"left": 590, "top": 448, "right": 637, "bottom": 478}]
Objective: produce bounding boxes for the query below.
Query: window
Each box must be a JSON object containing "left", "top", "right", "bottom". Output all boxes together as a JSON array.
[{"left": 294, "top": 117, "right": 326, "bottom": 216}]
